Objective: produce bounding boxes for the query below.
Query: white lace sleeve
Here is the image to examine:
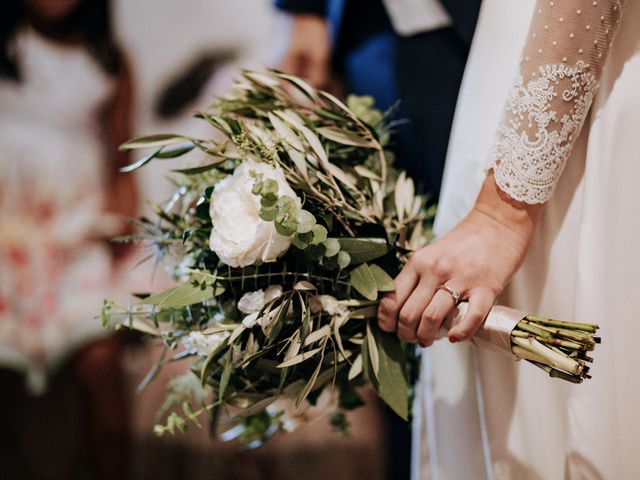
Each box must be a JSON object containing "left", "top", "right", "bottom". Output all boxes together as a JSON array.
[{"left": 489, "top": 0, "right": 627, "bottom": 204}]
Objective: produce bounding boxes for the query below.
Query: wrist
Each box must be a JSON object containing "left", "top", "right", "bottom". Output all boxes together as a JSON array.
[{"left": 473, "top": 174, "right": 543, "bottom": 245}]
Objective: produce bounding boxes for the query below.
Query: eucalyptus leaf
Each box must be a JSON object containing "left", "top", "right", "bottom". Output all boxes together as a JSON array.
[
  {"left": 350, "top": 263, "right": 378, "bottom": 301},
  {"left": 372, "top": 325, "right": 409, "bottom": 420},
  {"left": 323, "top": 238, "right": 340, "bottom": 257},
  {"left": 338, "top": 238, "right": 389, "bottom": 265},
  {"left": 310, "top": 224, "right": 328, "bottom": 245},
  {"left": 295, "top": 210, "right": 316, "bottom": 234},
  {"left": 369, "top": 264, "right": 396, "bottom": 292}
]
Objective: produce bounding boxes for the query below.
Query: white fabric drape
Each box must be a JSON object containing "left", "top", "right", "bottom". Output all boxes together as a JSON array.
[{"left": 416, "top": 0, "right": 640, "bottom": 478}]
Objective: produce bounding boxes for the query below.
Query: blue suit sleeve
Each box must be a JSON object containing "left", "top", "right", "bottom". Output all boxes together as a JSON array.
[{"left": 274, "top": 0, "right": 327, "bottom": 17}]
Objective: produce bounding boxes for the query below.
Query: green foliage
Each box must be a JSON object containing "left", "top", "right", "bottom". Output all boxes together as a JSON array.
[{"left": 104, "top": 70, "right": 432, "bottom": 447}]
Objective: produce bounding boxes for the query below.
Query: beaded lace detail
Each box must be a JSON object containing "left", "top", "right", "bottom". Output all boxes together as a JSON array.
[{"left": 489, "top": 0, "right": 626, "bottom": 204}]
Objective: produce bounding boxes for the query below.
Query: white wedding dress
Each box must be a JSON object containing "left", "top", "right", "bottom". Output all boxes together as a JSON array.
[{"left": 415, "top": 1, "right": 640, "bottom": 479}]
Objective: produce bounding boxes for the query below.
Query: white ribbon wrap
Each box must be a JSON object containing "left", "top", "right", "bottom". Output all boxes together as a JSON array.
[{"left": 440, "top": 302, "right": 528, "bottom": 356}]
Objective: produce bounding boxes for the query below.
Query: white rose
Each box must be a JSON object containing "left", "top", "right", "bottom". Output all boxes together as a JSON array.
[
  {"left": 184, "top": 331, "right": 229, "bottom": 357},
  {"left": 239, "top": 285, "right": 284, "bottom": 327},
  {"left": 238, "top": 290, "right": 266, "bottom": 314},
  {"left": 209, "top": 159, "right": 300, "bottom": 267}
]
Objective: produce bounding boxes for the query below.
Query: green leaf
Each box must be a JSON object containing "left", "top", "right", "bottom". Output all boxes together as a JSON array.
[
  {"left": 120, "top": 134, "right": 189, "bottom": 150},
  {"left": 262, "top": 179, "right": 279, "bottom": 194},
  {"left": 369, "top": 264, "right": 396, "bottom": 292},
  {"left": 200, "top": 337, "right": 230, "bottom": 386},
  {"left": 337, "top": 238, "right": 390, "bottom": 265},
  {"left": 372, "top": 325, "right": 409, "bottom": 420},
  {"left": 299, "top": 125, "right": 330, "bottom": 168},
  {"left": 366, "top": 322, "right": 380, "bottom": 379},
  {"left": 268, "top": 112, "right": 304, "bottom": 151},
  {"left": 348, "top": 354, "right": 363, "bottom": 380},
  {"left": 120, "top": 148, "right": 160, "bottom": 173},
  {"left": 350, "top": 263, "right": 378, "bottom": 301},
  {"left": 273, "top": 72, "right": 318, "bottom": 100},
  {"left": 327, "top": 163, "right": 357, "bottom": 190},
  {"left": 156, "top": 142, "right": 196, "bottom": 158},
  {"left": 292, "top": 232, "right": 311, "bottom": 249},
  {"left": 323, "top": 238, "right": 340, "bottom": 257},
  {"left": 303, "top": 325, "right": 331, "bottom": 347},
  {"left": 141, "top": 280, "right": 224, "bottom": 308},
  {"left": 318, "top": 90, "right": 354, "bottom": 116},
  {"left": 310, "top": 224, "right": 328, "bottom": 244},
  {"left": 277, "top": 346, "right": 324, "bottom": 368},
  {"left": 275, "top": 221, "right": 296, "bottom": 236},
  {"left": 316, "top": 126, "right": 374, "bottom": 148},
  {"left": 260, "top": 193, "right": 278, "bottom": 208},
  {"left": 337, "top": 251, "right": 351, "bottom": 269},
  {"left": 217, "top": 352, "right": 234, "bottom": 401},
  {"left": 295, "top": 210, "right": 316, "bottom": 234},
  {"left": 284, "top": 146, "right": 308, "bottom": 179},
  {"left": 296, "top": 356, "right": 324, "bottom": 407},
  {"left": 259, "top": 207, "right": 278, "bottom": 222},
  {"left": 172, "top": 159, "right": 225, "bottom": 175}
]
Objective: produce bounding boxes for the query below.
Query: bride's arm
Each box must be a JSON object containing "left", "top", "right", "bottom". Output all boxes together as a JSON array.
[{"left": 377, "top": 0, "right": 627, "bottom": 346}]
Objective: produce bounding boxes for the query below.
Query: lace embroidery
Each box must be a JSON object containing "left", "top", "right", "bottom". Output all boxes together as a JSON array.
[{"left": 490, "top": 61, "right": 599, "bottom": 204}]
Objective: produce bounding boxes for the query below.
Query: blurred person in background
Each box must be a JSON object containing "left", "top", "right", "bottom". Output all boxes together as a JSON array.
[
  {"left": 276, "top": 1, "right": 481, "bottom": 478},
  {"left": 0, "top": 0, "right": 137, "bottom": 478},
  {"left": 276, "top": 0, "right": 481, "bottom": 200}
]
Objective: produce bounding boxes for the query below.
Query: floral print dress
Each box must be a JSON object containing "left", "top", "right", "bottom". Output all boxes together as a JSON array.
[{"left": 0, "top": 29, "right": 118, "bottom": 393}]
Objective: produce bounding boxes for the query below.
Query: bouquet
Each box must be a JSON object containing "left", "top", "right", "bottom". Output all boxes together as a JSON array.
[{"left": 103, "top": 70, "right": 600, "bottom": 445}]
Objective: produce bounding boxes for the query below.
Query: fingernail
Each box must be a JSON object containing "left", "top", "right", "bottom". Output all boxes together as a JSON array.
[
  {"left": 418, "top": 341, "right": 427, "bottom": 348},
  {"left": 449, "top": 336, "right": 459, "bottom": 344}
]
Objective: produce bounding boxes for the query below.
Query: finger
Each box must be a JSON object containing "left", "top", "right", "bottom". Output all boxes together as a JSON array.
[
  {"left": 278, "top": 53, "right": 297, "bottom": 76},
  {"left": 396, "top": 277, "right": 439, "bottom": 343},
  {"left": 448, "top": 286, "right": 495, "bottom": 343},
  {"left": 416, "top": 286, "right": 461, "bottom": 347},
  {"left": 377, "top": 265, "right": 419, "bottom": 333},
  {"left": 306, "top": 59, "right": 330, "bottom": 90},
  {"left": 279, "top": 50, "right": 307, "bottom": 78}
]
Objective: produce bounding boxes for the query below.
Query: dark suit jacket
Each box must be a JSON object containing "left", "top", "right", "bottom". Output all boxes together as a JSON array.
[
  {"left": 276, "top": 0, "right": 481, "bottom": 49},
  {"left": 275, "top": 0, "right": 482, "bottom": 197}
]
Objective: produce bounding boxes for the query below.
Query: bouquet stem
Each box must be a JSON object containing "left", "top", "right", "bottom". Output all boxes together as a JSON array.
[{"left": 511, "top": 315, "right": 599, "bottom": 383}]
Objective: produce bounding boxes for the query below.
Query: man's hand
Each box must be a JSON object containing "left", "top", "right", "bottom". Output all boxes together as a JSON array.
[{"left": 279, "top": 14, "right": 332, "bottom": 90}]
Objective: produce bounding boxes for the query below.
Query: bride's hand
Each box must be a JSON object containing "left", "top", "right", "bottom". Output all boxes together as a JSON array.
[{"left": 377, "top": 176, "right": 542, "bottom": 346}]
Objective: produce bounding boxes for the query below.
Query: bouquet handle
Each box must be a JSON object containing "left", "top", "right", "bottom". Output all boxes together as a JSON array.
[{"left": 440, "top": 303, "right": 526, "bottom": 356}]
